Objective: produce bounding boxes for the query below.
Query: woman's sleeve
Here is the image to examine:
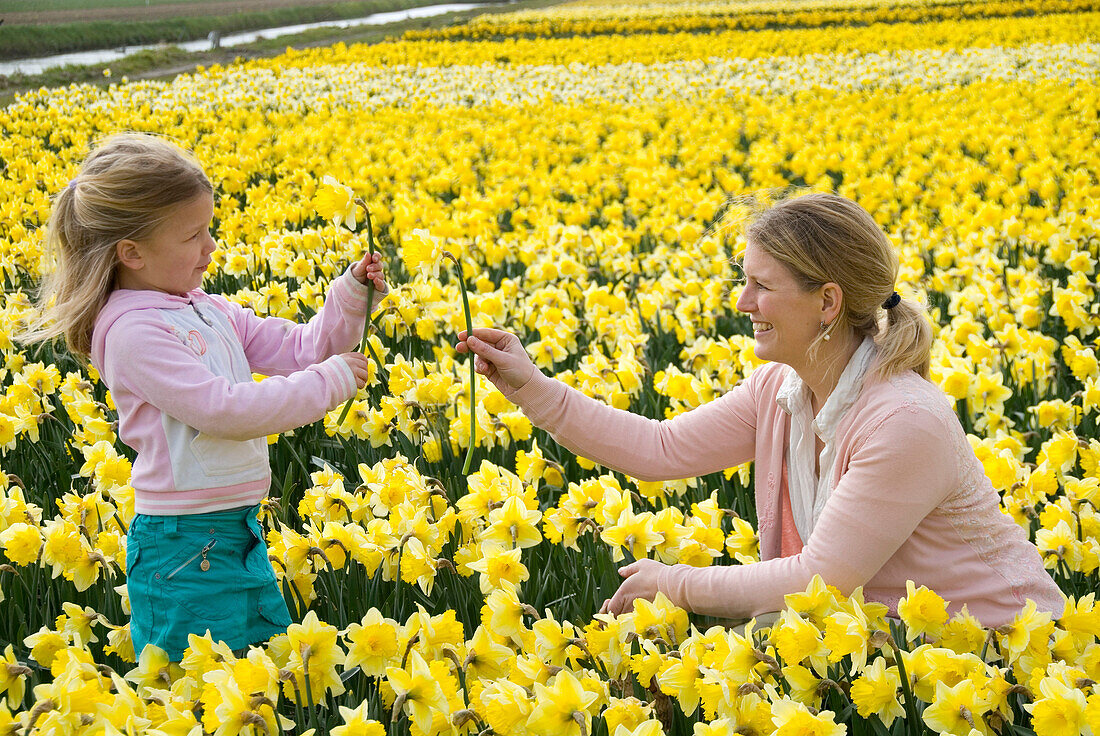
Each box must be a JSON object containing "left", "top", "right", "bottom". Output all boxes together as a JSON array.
[
  {"left": 504, "top": 367, "right": 765, "bottom": 482},
  {"left": 104, "top": 317, "right": 357, "bottom": 442},
  {"left": 216, "top": 268, "right": 384, "bottom": 375},
  {"left": 657, "top": 403, "right": 957, "bottom": 618}
]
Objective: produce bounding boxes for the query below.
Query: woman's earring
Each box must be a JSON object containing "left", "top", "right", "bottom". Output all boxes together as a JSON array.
[{"left": 820, "top": 321, "right": 831, "bottom": 341}]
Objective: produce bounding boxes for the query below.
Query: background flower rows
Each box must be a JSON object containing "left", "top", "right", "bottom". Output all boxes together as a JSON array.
[{"left": 0, "top": 0, "right": 1097, "bottom": 734}]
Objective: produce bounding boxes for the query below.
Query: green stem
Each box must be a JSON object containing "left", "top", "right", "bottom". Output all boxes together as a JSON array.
[
  {"left": 337, "top": 201, "right": 388, "bottom": 427},
  {"left": 889, "top": 632, "right": 921, "bottom": 735},
  {"left": 444, "top": 252, "right": 476, "bottom": 475},
  {"left": 303, "top": 650, "right": 323, "bottom": 736}
]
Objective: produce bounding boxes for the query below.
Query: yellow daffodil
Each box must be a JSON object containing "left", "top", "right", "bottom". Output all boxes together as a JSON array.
[
  {"left": 768, "top": 694, "right": 846, "bottom": 736},
  {"left": 385, "top": 650, "right": 448, "bottom": 734},
  {"left": 527, "top": 669, "right": 599, "bottom": 736},
  {"left": 922, "top": 678, "right": 993, "bottom": 736},
  {"left": 771, "top": 609, "right": 829, "bottom": 676},
  {"left": 0, "top": 644, "right": 30, "bottom": 709},
  {"left": 343, "top": 608, "right": 400, "bottom": 677},
  {"left": 603, "top": 697, "right": 653, "bottom": 734},
  {"left": 478, "top": 679, "right": 534, "bottom": 736},
  {"left": 314, "top": 175, "right": 359, "bottom": 230},
  {"left": 466, "top": 543, "right": 530, "bottom": 593},
  {"left": 400, "top": 229, "right": 444, "bottom": 279},
  {"left": 483, "top": 496, "right": 543, "bottom": 550},
  {"left": 284, "top": 610, "right": 346, "bottom": 701},
  {"left": 1024, "top": 676, "right": 1089, "bottom": 736},
  {"left": 850, "top": 657, "right": 905, "bottom": 727},
  {"left": 897, "top": 581, "right": 949, "bottom": 643},
  {"left": 332, "top": 701, "right": 386, "bottom": 736},
  {"left": 125, "top": 644, "right": 178, "bottom": 691},
  {"left": 0, "top": 521, "right": 40, "bottom": 566}
]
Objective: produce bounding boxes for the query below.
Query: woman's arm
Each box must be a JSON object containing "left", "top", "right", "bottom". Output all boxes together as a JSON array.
[
  {"left": 458, "top": 327, "right": 763, "bottom": 482},
  {"left": 510, "top": 369, "right": 760, "bottom": 481},
  {"left": 607, "top": 402, "right": 957, "bottom": 617}
]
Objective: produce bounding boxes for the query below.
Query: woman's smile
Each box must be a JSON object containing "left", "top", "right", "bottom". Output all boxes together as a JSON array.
[{"left": 752, "top": 321, "right": 774, "bottom": 334}]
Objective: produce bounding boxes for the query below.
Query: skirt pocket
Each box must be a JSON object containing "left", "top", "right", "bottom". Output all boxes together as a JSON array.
[
  {"left": 243, "top": 521, "right": 292, "bottom": 628},
  {"left": 125, "top": 534, "right": 155, "bottom": 652}
]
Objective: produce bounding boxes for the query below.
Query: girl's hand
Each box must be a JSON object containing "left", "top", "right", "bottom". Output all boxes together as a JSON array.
[
  {"left": 456, "top": 327, "right": 537, "bottom": 393},
  {"left": 339, "top": 352, "right": 372, "bottom": 388},
  {"left": 352, "top": 251, "right": 387, "bottom": 293},
  {"left": 599, "top": 559, "right": 667, "bottom": 615}
]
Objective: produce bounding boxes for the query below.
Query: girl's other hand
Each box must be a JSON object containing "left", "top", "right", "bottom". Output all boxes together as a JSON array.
[
  {"left": 599, "top": 559, "right": 666, "bottom": 615},
  {"left": 352, "top": 251, "right": 387, "bottom": 293},
  {"left": 339, "top": 352, "right": 371, "bottom": 388},
  {"left": 456, "top": 327, "right": 536, "bottom": 393}
]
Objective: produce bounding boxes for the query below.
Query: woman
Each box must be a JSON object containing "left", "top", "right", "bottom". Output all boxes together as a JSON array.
[{"left": 456, "top": 193, "right": 1064, "bottom": 627}]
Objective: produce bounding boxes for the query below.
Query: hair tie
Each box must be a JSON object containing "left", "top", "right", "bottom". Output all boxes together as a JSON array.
[
  {"left": 66, "top": 178, "right": 79, "bottom": 191},
  {"left": 882, "top": 291, "right": 901, "bottom": 310}
]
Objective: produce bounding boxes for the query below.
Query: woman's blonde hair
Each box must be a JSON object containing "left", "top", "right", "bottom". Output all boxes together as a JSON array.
[
  {"left": 745, "top": 192, "right": 932, "bottom": 381},
  {"left": 21, "top": 133, "right": 211, "bottom": 356}
]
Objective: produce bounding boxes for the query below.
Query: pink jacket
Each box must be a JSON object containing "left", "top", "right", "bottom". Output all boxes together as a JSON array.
[
  {"left": 90, "top": 269, "right": 376, "bottom": 516},
  {"left": 507, "top": 361, "right": 1065, "bottom": 627}
]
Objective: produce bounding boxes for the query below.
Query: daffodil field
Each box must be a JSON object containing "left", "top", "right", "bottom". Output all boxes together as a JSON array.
[{"left": 1, "top": 0, "right": 1099, "bottom": 733}]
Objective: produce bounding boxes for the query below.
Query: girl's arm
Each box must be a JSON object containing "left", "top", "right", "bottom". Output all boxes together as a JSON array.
[
  {"left": 214, "top": 260, "right": 386, "bottom": 376},
  {"left": 104, "top": 317, "right": 360, "bottom": 441}
]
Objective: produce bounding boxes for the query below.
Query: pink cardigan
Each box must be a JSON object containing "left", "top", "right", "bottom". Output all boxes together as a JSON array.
[{"left": 507, "top": 361, "right": 1064, "bottom": 627}]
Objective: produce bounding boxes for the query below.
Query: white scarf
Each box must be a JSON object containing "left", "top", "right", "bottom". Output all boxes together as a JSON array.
[{"left": 775, "top": 338, "right": 877, "bottom": 544}]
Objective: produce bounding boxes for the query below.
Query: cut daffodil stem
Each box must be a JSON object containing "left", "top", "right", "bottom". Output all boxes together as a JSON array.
[
  {"left": 443, "top": 251, "right": 476, "bottom": 475},
  {"left": 336, "top": 199, "right": 388, "bottom": 427}
]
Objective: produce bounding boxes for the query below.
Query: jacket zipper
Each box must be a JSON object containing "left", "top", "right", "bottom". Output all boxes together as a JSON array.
[
  {"left": 191, "top": 303, "right": 213, "bottom": 326},
  {"left": 192, "top": 303, "right": 250, "bottom": 380},
  {"left": 166, "top": 539, "right": 216, "bottom": 580}
]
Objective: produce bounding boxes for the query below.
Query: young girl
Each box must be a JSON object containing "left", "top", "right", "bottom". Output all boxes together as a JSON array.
[{"left": 23, "top": 133, "right": 386, "bottom": 660}]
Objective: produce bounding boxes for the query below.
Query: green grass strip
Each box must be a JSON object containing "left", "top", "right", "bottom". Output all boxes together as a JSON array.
[{"left": 0, "top": 0, "right": 485, "bottom": 60}]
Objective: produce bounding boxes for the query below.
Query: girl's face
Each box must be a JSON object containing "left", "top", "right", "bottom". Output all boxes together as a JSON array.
[
  {"left": 735, "top": 241, "right": 829, "bottom": 372},
  {"left": 117, "top": 192, "right": 216, "bottom": 296}
]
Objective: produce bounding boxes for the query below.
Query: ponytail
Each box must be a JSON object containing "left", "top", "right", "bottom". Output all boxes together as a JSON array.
[{"left": 874, "top": 296, "right": 932, "bottom": 381}]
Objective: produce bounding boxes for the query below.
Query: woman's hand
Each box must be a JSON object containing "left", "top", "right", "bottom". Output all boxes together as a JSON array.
[
  {"left": 352, "top": 251, "right": 387, "bottom": 294},
  {"left": 456, "top": 327, "right": 537, "bottom": 394},
  {"left": 599, "top": 558, "right": 667, "bottom": 615}
]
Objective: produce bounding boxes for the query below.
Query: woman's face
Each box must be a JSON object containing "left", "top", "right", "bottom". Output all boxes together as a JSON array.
[{"left": 735, "top": 240, "right": 828, "bottom": 371}]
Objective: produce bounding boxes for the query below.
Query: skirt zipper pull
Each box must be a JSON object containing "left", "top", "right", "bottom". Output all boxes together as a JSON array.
[
  {"left": 165, "top": 538, "right": 217, "bottom": 580},
  {"left": 199, "top": 539, "right": 215, "bottom": 571}
]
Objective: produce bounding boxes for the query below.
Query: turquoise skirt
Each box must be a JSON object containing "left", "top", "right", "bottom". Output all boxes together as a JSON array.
[{"left": 126, "top": 504, "right": 292, "bottom": 660}]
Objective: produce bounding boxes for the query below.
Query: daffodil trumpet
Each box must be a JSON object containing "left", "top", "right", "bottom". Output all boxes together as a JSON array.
[
  {"left": 336, "top": 199, "right": 389, "bottom": 426},
  {"left": 443, "top": 250, "right": 476, "bottom": 475}
]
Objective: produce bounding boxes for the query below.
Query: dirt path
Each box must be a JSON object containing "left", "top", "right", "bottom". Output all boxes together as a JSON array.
[{"left": 2, "top": 0, "right": 390, "bottom": 25}]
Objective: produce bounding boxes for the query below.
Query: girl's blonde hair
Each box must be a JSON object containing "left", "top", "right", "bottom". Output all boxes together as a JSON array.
[
  {"left": 745, "top": 192, "right": 932, "bottom": 381},
  {"left": 21, "top": 133, "right": 211, "bottom": 356}
]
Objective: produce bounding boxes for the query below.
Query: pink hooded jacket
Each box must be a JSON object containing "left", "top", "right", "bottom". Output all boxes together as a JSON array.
[
  {"left": 506, "top": 361, "right": 1065, "bottom": 627},
  {"left": 90, "top": 268, "right": 377, "bottom": 516}
]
